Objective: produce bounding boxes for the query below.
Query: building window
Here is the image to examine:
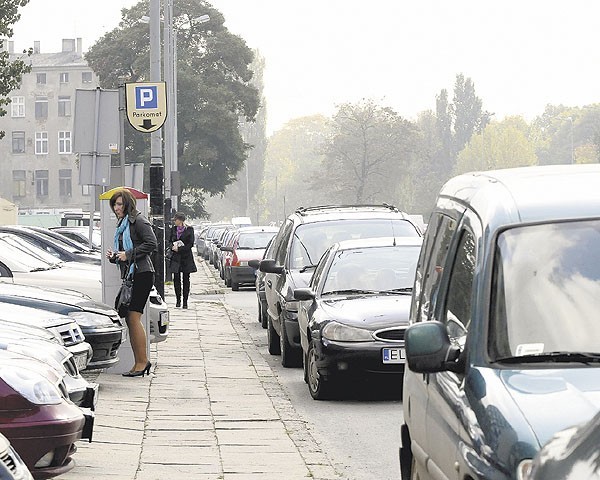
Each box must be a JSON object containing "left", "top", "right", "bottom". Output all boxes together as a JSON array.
[
  {"left": 36, "top": 73, "right": 47, "bottom": 84},
  {"left": 35, "top": 170, "right": 49, "bottom": 196},
  {"left": 82, "top": 71, "right": 93, "bottom": 83},
  {"left": 13, "top": 170, "right": 26, "bottom": 198},
  {"left": 12, "top": 131, "right": 25, "bottom": 153},
  {"left": 59, "top": 169, "right": 72, "bottom": 197},
  {"left": 35, "top": 131, "right": 48, "bottom": 154},
  {"left": 10, "top": 96, "right": 25, "bottom": 117},
  {"left": 59, "top": 72, "right": 69, "bottom": 83},
  {"left": 35, "top": 96, "right": 48, "bottom": 119},
  {"left": 82, "top": 185, "right": 91, "bottom": 196},
  {"left": 58, "top": 131, "right": 72, "bottom": 154},
  {"left": 58, "top": 96, "right": 71, "bottom": 116}
]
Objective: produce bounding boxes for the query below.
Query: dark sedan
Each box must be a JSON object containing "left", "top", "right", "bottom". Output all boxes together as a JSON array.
[
  {"left": 294, "top": 236, "right": 422, "bottom": 399},
  {"left": 0, "top": 284, "right": 124, "bottom": 370}
]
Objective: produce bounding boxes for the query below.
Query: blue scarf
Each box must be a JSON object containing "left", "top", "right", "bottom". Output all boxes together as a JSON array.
[{"left": 114, "top": 217, "right": 134, "bottom": 276}]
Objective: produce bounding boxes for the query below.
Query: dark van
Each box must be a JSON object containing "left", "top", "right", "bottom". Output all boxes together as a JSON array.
[{"left": 400, "top": 165, "right": 600, "bottom": 480}]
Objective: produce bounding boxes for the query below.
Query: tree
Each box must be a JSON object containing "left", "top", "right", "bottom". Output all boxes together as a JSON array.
[
  {"left": 0, "top": 0, "right": 31, "bottom": 140},
  {"left": 454, "top": 116, "right": 537, "bottom": 174},
  {"left": 316, "top": 99, "right": 418, "bottom": 204},
  {"left": 85, "top": 0, "right": 259, "bottom": 217}
]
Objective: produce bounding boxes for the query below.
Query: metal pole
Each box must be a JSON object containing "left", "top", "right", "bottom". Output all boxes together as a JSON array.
[
  {"left": 245, "top": 160, "right": 250, "bottom": 216},
  {"left": 118, "top": 77, "right": 126, "bottom": 186},
  {"left": 163, "top": 0, "right": 172, "bottom": 210},
  {"left": 171, "top": 29, "right": 179, "bottom": 211},
  {"left": 149, "top": 0, "right": 165, "bottom": 298}
]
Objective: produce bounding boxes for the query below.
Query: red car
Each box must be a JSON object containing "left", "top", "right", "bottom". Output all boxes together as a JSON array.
[{"left": 0, "top": 350, "right": 92, "bottom": 479}]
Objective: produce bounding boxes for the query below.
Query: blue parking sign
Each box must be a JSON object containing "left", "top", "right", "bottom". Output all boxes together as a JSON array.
[{"left": 135, "top": 86, "right": 158, "bottom": 109}]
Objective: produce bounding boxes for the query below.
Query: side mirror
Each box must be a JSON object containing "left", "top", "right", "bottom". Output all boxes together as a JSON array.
[
  {"left": 248, "top": 259, "right": 260, "bottom": 269},
  {"left": 293, "top": 288, "right": 315, "bottom": 301},
  {"left": 260, "top": 259, "right": 284, "bottom": 274},
  {"left": 220, "top": 246, "right": 233, "bottom": 252},
  {"left": 405, "top": 321, "right": 461, "bottom": 373}
]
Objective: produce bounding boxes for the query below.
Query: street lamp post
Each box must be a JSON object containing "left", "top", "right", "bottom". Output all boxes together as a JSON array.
[{"left": 566, "top": 117, "right": 574, "bottom": 164}]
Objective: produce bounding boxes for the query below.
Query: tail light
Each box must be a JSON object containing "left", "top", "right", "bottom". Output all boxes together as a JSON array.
[{"left": 231, "top": 251, "right": 240, "bottom": 267}]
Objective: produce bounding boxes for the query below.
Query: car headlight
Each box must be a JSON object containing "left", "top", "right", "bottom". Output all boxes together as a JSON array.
[
  {"left": 1, "top": 343, "right": 64, "bottom": 374},
  {"left": 322, "top": 321, "right": 373, "bottom": 342},
  {"left": 68, "top": 311, "right": 114, "bottom": 328},
  {"left": 516, "top": 459, "right": 533, "bottom": 480},
  {"left": 0, "top": 367, "right": 63, "bottom": 405}
]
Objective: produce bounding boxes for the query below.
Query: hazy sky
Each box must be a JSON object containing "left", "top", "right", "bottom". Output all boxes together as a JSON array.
[{"left": 11, "top": 0, "right": 600, "bottom": 134}]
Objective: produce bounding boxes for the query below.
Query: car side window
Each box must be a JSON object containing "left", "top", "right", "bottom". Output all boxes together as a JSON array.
[
  {"left": 443, "top": 230, "right": 476, "bottom": 346},
  {"left": 274, "top": 221, "right": 293, "bottom": 266},
  {"left": 310, "top": 247, "right": 330, "bottom": 289},
  {"left": 413, "top": 214, "right": 457, "bottom": 323}
]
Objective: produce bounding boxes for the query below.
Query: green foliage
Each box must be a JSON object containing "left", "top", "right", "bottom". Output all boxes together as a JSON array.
[
  {"left": 84, "top": 0, "right": 260, "bottom": 217},
  {"left": 0, "top": 0, "right": 31, "bottom": 139}
]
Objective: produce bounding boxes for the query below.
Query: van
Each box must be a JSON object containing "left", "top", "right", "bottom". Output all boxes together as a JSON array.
[{"left": 400, "top": 165, "right": 600, "bottom": 480}]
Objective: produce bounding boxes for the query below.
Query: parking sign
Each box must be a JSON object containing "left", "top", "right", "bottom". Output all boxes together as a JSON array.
[{"left": 126, "top": 82, "right": 167, "bottom": 133}]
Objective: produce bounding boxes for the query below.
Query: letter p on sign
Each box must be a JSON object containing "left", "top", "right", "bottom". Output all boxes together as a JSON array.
[{"left": 136, "top": 86, "right": 158, "bottom": 108}]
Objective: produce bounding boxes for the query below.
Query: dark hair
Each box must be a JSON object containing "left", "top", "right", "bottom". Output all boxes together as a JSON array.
[
  {"left": 172, "top": 212, "right": 186, "bottom": 222},
  {"left": 109, "top": 189, "right": 136, "bottom": 218}
]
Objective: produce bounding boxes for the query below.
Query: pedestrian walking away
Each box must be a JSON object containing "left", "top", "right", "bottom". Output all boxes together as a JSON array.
[
  {"left": 106, "top": 188, "right": 157, "bottom": 377},
  {"left": 168, "top": 211, "right": 197, "bottom": 309}
]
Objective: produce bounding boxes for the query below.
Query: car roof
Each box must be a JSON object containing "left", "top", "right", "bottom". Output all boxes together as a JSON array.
[
  {"left": 335, "top": 236, "right": 423, "bottom": 250},
  {"left": 290, "top": 204, "right": 412, "bottom": 224},
  {"left": 440, "top": 164, "right": 600, "bottom": 227},
  {"left": 237, "top": 226, "right": 280, "bottom": 233}
]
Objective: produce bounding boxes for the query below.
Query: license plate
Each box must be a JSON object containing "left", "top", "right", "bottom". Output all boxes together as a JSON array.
[
  {"left": 382, "top": 348, "right": 405, "bottom": 364},
  {"left": 239, "top": 261, "right": 248, "bottom": 266},
  {"left": 159, "top": 311, "right": 169, "bottom": 327},
  {"left": 74, "top": 353, "right": 88, "bottom": 371}
]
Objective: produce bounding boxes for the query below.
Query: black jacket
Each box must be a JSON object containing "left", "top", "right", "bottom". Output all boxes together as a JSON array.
[
  {"left": 168, "top": 225, "right": 197, "bottom": 274},
  {"left": 111, "top": 210, "right": 157, "bottom": 276}
]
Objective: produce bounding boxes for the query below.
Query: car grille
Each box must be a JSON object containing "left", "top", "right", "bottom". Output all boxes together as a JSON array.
[
  {"left": 57, "top": 322, "right": 86, "bottom": 346},
  {"left": 0, "top": 449, "right": 17, "bottom": 475},
  {"left": 373, "top": 327, "right": 406, "bottom": 343},
  {"left": 63, "top": 356, "right": 79, "bottom": 377}
]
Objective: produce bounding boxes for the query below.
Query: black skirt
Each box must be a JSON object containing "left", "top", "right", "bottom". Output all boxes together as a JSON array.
[{"left": 119, "top": 271, "right": 154, "bottom": 316}]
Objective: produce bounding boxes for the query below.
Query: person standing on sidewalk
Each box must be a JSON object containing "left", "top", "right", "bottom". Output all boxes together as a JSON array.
[
  {"left": 168, "top": 212, "right": 197, "bottom": 308},
  {"left": 106, "top": 188, "right": 157, "bottom": 377}
]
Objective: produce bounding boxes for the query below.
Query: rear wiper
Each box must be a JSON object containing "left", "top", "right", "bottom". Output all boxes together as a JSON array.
[
  {"left": 299, "top": 264, "right": 317, "bottom": 273},
  {"left": 494, "top": 352, "right": 600, "bottom": 365}
]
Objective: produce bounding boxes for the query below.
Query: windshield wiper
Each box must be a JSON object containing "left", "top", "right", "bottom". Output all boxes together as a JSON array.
[
  {"left": 322, "top": 289, "right": 378, "bottom": 296},
  {"left": 299, "top": 264, "right": 317, "bottom": 273},
  {"left": 494, "top": 351, "right": 600, "bottom": 365},
  {"left": 380, "top": 287, "right": 413, "bottom": 295}
]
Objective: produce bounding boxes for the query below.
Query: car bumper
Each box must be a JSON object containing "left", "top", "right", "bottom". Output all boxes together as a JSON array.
[
  {"left": 148, "top": 298, "right": 169, "bottom": 344},
  {"left": 230, "top": 266, "right": 256, "bottom": 285},
  {"left": 81, "top": 327, "right": 124, "bottom": 370},
  {"left": 63, "top": 374, "right": 99, "bottom": 411},
  {"left": 315, "top": 336, "right": 406, "bottom": 378},
  {"left": 281, "top": 309, "right": 301, "bottom": 349}
]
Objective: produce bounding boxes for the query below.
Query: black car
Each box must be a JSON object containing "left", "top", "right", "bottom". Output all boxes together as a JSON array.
[
  {"left": 294, "top": 236, "right": 422, "bottom": 399},
  {"left": 249, "top": 236, "right": 277, "bottom": 329},
  {"left": 259, "top": 204, "right": 422, "bottom": 367},
  {"left": 0, "top": 284, "right": 124, "bottom": 370}
]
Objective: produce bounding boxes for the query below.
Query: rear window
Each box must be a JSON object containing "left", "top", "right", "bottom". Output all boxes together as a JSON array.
[
  {"left": 289, "top": 218, "right": 420, "bottom": 269},
  {"left": 237, "top": 232, "right": 277, "bottom": 249}
]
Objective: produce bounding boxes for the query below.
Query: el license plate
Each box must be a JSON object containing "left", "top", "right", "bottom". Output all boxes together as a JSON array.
[
  {"left": 74, "top": 353, "right": 88, "bottom": 371},
  {"left": 382, "top": 348, "right": 405, "bottom": 364}
]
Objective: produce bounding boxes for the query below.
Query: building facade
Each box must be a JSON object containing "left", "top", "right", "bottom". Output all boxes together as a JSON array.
[{"left": 0, "top": 38, "right": 99, "bottom": 213}]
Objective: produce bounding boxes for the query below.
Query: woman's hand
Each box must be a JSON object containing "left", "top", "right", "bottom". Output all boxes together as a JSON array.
[
  {"left": 115, "top": 251, "right": 127, "bottom": 262},
  {"left": 106, "top": 248, "right": 114, "bottom": 259},
  {"left": 172, "top": 244, "right": 179, "bottom": 252}
]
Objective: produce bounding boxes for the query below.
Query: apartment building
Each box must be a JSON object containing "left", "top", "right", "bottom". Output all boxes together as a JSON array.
[{"left": 0, "top": 38, "right": 99, "bottom": 212}]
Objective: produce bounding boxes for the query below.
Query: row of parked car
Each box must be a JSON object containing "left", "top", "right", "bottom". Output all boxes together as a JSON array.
[
  {"left": 0, "top": 223, "right": 169, "bottom": 478},
  {"left": 200, "top": 164, "right": 600, "bottom": 480}
]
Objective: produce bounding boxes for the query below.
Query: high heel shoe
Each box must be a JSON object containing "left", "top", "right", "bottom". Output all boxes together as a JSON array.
[{"left": 122, "top": 361, "right": 152, "bottom": 377}]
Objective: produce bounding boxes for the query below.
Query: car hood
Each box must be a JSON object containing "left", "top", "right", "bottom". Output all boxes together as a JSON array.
[
  {"left": 469, "top": 367, "right": 600, "bottom": 452},
  {"left": 319, "top": 294, "right": 411, "bottom": 330},
  {"left": 0, "top": 301, "right": 71, "bottom": 328}
]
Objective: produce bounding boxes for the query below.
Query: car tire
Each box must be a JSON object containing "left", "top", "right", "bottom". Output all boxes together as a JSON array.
[
  {"left": 231, "top": 280, "right": 240, "bottom": 291},
  {"left": 280, "top": 316, "right": 303, "bottom": 368},
  {"left": 225, "top": 270, "right": 232, "bottom": 287},
  {"left": 267, "top": 315, "right": 281, "bottom": 355},
  {"left": 307, "top": 339, "right": 333, "bottom": 400},
  {"left": 399, "top": 426, "right": 412, "bottom": 480},
  {"left": 260, "top": 302, "right": 268, "bottom": 329},
  {"left": 303, "top": 350, "right": 309, "bottom": 384}
]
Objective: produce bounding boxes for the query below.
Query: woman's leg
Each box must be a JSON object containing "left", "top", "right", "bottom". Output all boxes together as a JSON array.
[
  {"left": 127, "top": 310, "right": 149, "bottom": 371},
  {"left": 183, "top": 272, "right": 191, "bottom": 308},
  {"left": 173, "top": 272, "right": 182, "bottom": 306}
]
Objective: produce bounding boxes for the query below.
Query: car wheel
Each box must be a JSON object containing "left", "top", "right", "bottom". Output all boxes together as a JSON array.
[
  {"left": 260, "top": 301, "right": 268, "bottom": 329},
  {"left": 267, "top": 315, "right": 281, "bottom": 355},
  {"left": 225, "top": 270, "right": 232, "bottom": 287},
  {"left": 257, "top": 300, "right": 263, "bottom": 323},
  {"left": 303, "top": 350, "right": 309, "bottom": 384},
  {"left": 307, "top": 339, "right": 332, "bottom": 400},
  {"left": 280, "top": 316, "right": 303, "bottom": 368},
  {"left": 231, "top": 280, "right": 240, "bottom": 291}
]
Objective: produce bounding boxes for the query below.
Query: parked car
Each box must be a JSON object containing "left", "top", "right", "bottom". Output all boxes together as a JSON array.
[
  {"left": 249, "top": 236, "right": 277, "bottom": 329},
  {"left": 294, "top": 236, "right": 422, "bottom": 399},
  {"left": 48, "top": 226, "right": 102, "bottom": 251},
  {"left": 526, "top": 410, "right": 600, "bottom": 480},
  {"left": 0, "top": 225, "right": 100, "bottom": 265},
  {"left": 400, "top": 164, "right": 600, "bottom": 480},
  {"left": 216, "top": 228, "right": 238, "bottom": 281},
  {"left": 222, "top": 226, "right": 279, "bottom": 290},
  {"left": 0, "top": 283, "right": 124, "bottom": 370},
  {"left": 259, "top": 204, "right": 422, "bottom": 367},
  {"left": 0, "top": 431, "right": 33, "bottom": 480},
  {"left": 0, "top": 350, "right": 93, "bottom": 478},
  {"left": 25, "top": 225, "right": 98, "bottom": 254}
]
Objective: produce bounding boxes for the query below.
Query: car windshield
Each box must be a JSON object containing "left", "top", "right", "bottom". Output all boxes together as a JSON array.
[
  {"left": 0, "top": 236, "right": 55, "bottom": 271},
  {"left": 237, "top": 232, "right": 276, "bottom": 249},
  {"left": 321, "top": 245, "right": 420, "bottom": 295},
  {"left": 489, "top": 219, "right": 600, "bottom": 360},
  {"left": 0, "top": 233, "right": 61, "bottom": 266},
  {"left": 289, "top": 219, "right": 420, "bottom": 269}
]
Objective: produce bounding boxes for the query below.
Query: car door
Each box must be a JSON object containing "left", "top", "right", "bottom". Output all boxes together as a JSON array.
[
  {"left": 424, "top": 211, "right": 480, "bottom": 479},
  {"left": 264, "top": 221, "right": 293, "bottom": 332}
]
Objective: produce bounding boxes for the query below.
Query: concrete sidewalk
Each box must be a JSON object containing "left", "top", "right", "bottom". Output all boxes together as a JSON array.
[{"left": 63, "top": 260, "right": 342, "bottom": 480}]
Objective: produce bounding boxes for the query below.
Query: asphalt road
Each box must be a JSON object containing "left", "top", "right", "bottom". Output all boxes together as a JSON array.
[{"left": 221, "top": 286, "right": 405, "bottom": 480}]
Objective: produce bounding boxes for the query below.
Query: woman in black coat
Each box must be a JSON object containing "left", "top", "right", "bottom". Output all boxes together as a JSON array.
[{"left": 168, "top": 212, "right": 197, "bottom": 308}]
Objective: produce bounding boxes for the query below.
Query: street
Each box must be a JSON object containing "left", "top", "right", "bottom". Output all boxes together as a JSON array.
[{"left": 213, "top": 281, "right": 405, "bottom": 480}]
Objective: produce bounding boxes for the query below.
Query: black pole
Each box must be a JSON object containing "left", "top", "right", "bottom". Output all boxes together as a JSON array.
[{"left": 149, "top": 163, "right": 165, "bottom": 299}]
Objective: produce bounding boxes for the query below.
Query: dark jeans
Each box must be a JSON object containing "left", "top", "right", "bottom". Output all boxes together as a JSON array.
[{"left": 173, "top": 271, "right": 191, "bottom": 304}]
